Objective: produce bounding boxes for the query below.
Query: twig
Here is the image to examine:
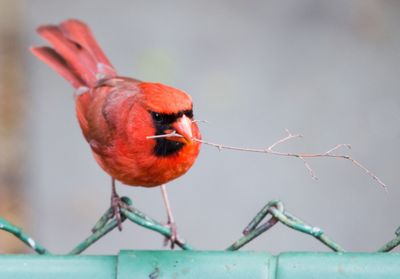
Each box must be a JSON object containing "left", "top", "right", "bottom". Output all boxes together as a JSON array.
[
  {"left": 146, "top": 129, "right": 387, "bottom": 190},
  {"left": 192, "top": 119, "right": 209, "bottom": 124},
  {"left": 324, "top": 144, "right": 351, "bottom": 155},
  {"left": 147, "top": 131, "right": 180, "bottom": 139},
  {"left": 299, "top": 156, "right": 318, "bottom": 180},
  {"left": 267, "top": 128, "right": 302, "bottom": 150}
]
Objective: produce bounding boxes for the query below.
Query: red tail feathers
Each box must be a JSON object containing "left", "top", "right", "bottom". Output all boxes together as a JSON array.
[{"left": 31, "top": 19, "right": 117, "bottom": 89}]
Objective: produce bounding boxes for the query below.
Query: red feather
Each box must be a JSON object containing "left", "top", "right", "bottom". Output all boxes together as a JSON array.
[{"left": 31, "top": 19, "right": 116, "bottom": 88}]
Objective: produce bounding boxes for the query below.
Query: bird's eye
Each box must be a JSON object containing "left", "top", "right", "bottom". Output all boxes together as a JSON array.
[
  {"left": 151, "top": 112, "right": 164, "bottom": 122},
  {"left": 184, "top": 110, "right": 193, "bottom": 119}
]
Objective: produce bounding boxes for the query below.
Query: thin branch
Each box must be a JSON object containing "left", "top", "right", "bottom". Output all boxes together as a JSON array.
[
  {"left": 146, "top": 130, "right": 387, "bottom": 190},
  {"left": 324, "top": 144, "right": 351, "bottom": 155},
  {"left": 267, "top": 128, "right": 302, "bottom": 150},
  {"left": 192, "top": 119, "right": 209, "bottom": 124},
  {"left": 299, "top": 155, "right": 318, "bottom": 180},
  {"left": 348, "top": 158, "right": 387, "bottom": 191},
  {"left": 147, "top": 131, "right": 180, "bottom": 139}
]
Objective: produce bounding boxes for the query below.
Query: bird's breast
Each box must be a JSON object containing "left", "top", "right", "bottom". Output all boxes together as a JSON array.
[{"left": 95, "top": 138, "right": 201, "bottom": 187}]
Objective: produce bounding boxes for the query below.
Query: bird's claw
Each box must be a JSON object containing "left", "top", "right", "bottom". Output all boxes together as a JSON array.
[
  {"left": 163, "top": 221, "right": 178, "bottom": 249},
  {"left": 111, "top": 194, "right": 124, "bottom": 231}
]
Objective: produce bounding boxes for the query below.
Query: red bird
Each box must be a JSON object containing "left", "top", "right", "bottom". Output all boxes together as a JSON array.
[{"left": 31, "top": 19, "right": 201, "bottom": 242}]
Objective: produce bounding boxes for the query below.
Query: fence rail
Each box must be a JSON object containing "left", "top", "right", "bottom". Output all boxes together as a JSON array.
[{"left": 0, "top": 251, "right": 400, "bottom": 279}]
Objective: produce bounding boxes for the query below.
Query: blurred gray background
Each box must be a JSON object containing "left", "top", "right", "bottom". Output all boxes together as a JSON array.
[{"left": 1, "top": 0, "right": 399, "bottom": 254}]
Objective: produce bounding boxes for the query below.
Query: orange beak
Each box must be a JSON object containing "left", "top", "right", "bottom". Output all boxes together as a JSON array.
[{"left": 172, "top": 115, "right": 193, "bottom": 143}]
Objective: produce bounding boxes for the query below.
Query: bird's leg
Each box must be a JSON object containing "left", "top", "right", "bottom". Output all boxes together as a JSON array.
[
  {"left": 160, "top": 184, "right": 178, "bottom": 249},
  {"left": 110, "top": 177, "right": 123, "bottom": 231}
]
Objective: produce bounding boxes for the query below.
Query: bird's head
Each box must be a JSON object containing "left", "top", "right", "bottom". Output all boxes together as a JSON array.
[{"left": 137, "top": 82, "right": 201, "bottom": 157}]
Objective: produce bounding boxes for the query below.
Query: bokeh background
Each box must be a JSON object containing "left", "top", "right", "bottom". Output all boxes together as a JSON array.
[{"left": 1, "top": 0, "right": 400, "bottom": 254}]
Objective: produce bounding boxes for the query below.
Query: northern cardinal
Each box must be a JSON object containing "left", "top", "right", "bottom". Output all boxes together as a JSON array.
[{"left": 31, "top": 19, "right": 201, "bottom": 243}]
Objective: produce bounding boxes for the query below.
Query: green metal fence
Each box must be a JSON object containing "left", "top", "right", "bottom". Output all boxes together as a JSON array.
[
  {"left": 1, "top": 198, "right": 399, "bottom": 254},
  {"left": 1, "top": 198, "right": 399, "bottom": 277}
]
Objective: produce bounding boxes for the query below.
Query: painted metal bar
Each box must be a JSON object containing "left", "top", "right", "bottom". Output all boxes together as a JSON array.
[
  {"left": 276, "top": 252, "right": 400, "bottom": 279},
  {"left": 0, "top": 255, "right": 116, "bottom": 279},
  {"left": 0, "top": 251, "right": 399, "bottom": 279},
  {"left": 378, "top": 226, "right": 400, "bottom": 252},
  {"left": 0, "top": 218, "right": 49, "bottom": 254}
]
